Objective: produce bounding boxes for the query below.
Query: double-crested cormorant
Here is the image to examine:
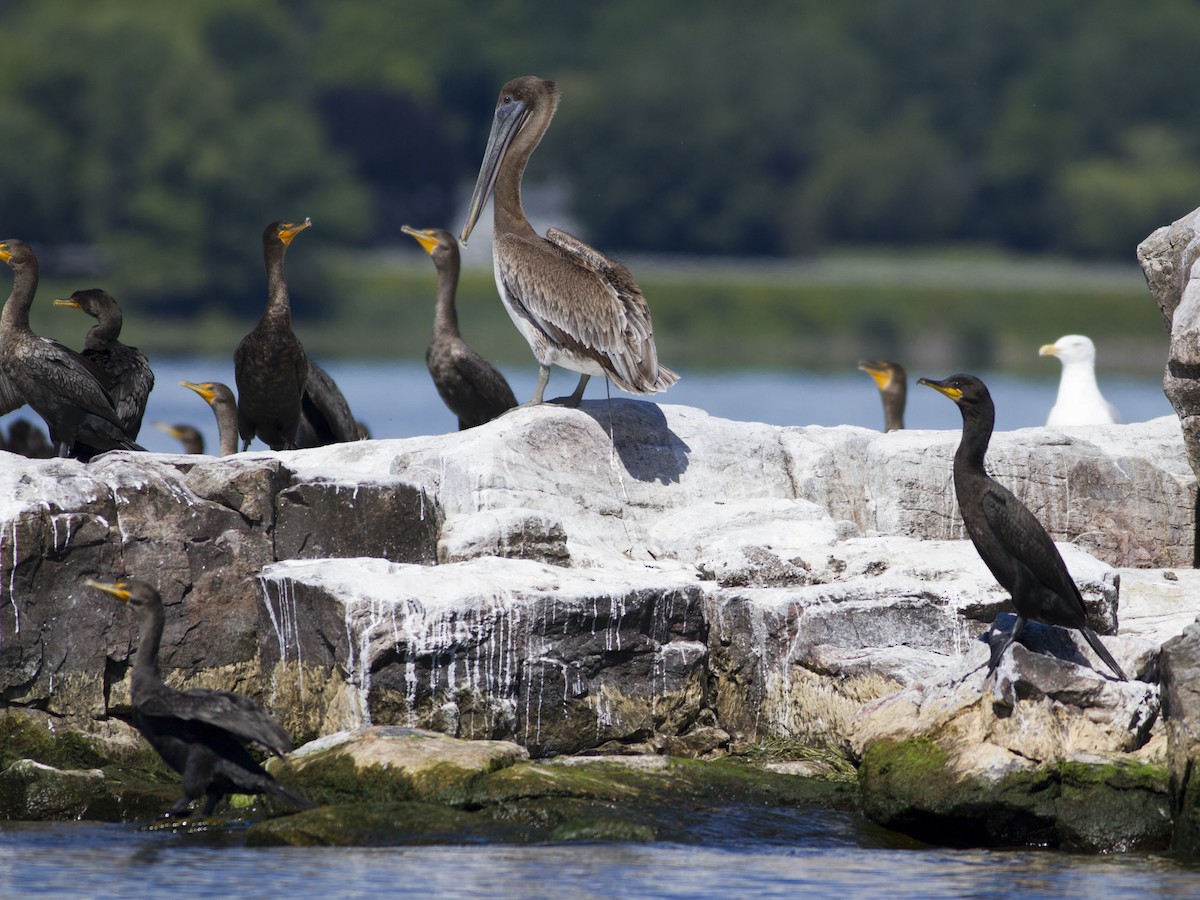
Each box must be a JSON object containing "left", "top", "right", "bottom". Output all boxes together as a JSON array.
[
  {"left": 154, "top": 422, "right": 205, "bottom": 455},
  {"left": 296, "top": 360, "right": 361, "bottom": 447},
  {"left": 86, "top": 578, "right": 315, "bottom": 817},
  {"left": 0, "top": 240, "right": 143, "bottom": 458},
  {"left": 234, "top": 219, "right": 311, "bottom": 451},
  {"left": 1039, "top": 334, "right": 1120, "bottom": 426},
  {"left": 402, "top": 225, "right": 518, "bottom": 429},
  {"left": 918, "top": 373, "right": 1128, "bottom": 681},
  {"left": 858, "top": 359, "right": 906, "bottom": 432},
  {"left": 180, "top": 381, "right": 239, "bottom": 456},
  {"left": 460, "top": 76, "right": 678, "bottom": 407},
  {"left": 54, "top": 288, "right": 154, "bottom": 439}
]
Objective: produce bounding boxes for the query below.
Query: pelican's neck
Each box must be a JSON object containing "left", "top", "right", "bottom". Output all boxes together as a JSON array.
[
  {"left": 131, "top": 602, "right": 166, "bottom": 696},
  {"left": 263, "top": 243, "right": 293, "bottom": 326},
  {"left": 433, "top": 252, "right": 462, "bottom": 338},
  {"left": 1, "top": 258, "right": 39, "bottom": 334},
  {"left": 492, "top": 107, "right": 554, "bottom": 239}
]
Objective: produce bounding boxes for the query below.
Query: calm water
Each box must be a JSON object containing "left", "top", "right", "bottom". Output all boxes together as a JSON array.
[
  {"left": 2, "top": 356, "right": 1170, "bottom": 455},
  {"left": 0, "top": 361, "right": 1188, "bottom": 894},
  {"left": 2, "top": 812, "right": 1199, "bottom": 899}
]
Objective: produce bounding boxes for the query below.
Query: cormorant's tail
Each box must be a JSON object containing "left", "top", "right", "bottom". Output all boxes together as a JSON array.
[
  {"left": 1080, "top": 626, "right": 1128, "bottom": 681},
  {"left": 265, "top": 777, "right": 317, "bottom": 811}
]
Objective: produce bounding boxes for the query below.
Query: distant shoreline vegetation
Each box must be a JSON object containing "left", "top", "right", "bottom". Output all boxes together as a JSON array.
[{"left": 25, "top": 249, "right": 1163, "bottom": 379}]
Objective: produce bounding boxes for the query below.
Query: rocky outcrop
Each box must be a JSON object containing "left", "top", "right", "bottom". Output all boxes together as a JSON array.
[
  {"left": 1138, "top": 204, "right": 1200, "bottom": 560},
  {"left": 0, "top": 400, "right": 1196, "bottom": 849}
]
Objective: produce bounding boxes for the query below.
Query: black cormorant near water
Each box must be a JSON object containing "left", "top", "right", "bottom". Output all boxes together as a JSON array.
[
  {"left": 234, "top": 219, "right": 311, "bottom": 451},
  {"left": 460, "top": 76, "right": 678, "bottom": 407},
  {"left": 180, "top": 381, "right": 239, "bottom": 456},
  {"left": 0, "top": 240, "right": 143, "bottom": 458},
  {"left": 55, "top": 288, "right": 154, "bottom": 439},
  {"left": 402, "top": 225, "right": 517, "bottom": 429},
  {"left": 154, "top": 422, "right": 205, "bottom": 455},
  {"left": 86, "top": 578, "right": 315, "bottom": 817},
  {"left": 858, "top": 360, "right": 906, "bottom": 432},
  {"left": 918, "top": 373, "right": 1128, "bottom": 681}
]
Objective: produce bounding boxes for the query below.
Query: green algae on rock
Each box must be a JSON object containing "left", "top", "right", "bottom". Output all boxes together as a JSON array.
[{"left": 858, "top": 737, "right": 1171, "bottom": 852}]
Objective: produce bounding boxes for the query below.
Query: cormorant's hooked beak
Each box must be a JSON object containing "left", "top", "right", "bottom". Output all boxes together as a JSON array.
[
  {"left": 85, "top": 579, "right": 131, "bottom": 603},
  {"left": 0, "top": 245, "right": 12, "bottom": 264},
  {"left": 180, "top": 380, "right": 217, "bottom": 405},
  {"left": 53, "top": 298, "right": 83, "bottom": 311},
  {"left": 401, "top": 225, "right": 440, "bottom": 256},
  {"left": 917, "top": 377, "right": 963, "bottom": 402},
  {"left": 858, "top": 361, "right": 893, "bottom": 390},
  {"left": 460, "top": 95, "right": 529, "bottom": 246},
  {"left": 154, "top": 422, "right": 188, "bottom": 441},
  {"left": 279, "top": 218, "right": 312, "bottom": 245}
]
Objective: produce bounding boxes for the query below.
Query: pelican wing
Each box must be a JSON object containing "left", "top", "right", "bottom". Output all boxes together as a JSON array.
[{"left": 495, "top": 228, "right": 675, "bottom": 393}]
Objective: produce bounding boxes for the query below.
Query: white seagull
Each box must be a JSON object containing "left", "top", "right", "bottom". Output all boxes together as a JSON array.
[{"left": 1039, "top": 334, "right": 1120, "bottom": 426}]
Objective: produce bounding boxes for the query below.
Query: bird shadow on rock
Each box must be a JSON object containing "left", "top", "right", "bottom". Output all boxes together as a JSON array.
[
  {"left": 986, "top": 613, "right": 1118, "bottom": 681},
  {"left": 576, "top": 398, "right": 690, "bottom": 485}
]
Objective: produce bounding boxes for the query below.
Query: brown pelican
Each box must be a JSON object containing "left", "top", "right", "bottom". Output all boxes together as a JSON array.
[
  {"left": 0, "top": 239, "right": 143, "bottom": 457},
  {"left": 402, "top": 225, "right": 518, "bottom": 428},
  {"left": 857, "top": 360, "right": 906, "bottom": 432},
  {"left": 1038, "top": 335, "right": 1119, "bottom": 426},
  {"left": 180, "top": 381, "right": 239, "bottom": 456},
  {"left": 459, "top": 76, "right": 678, "bottom": 406},
  {"left": 234, "top": 219, "right": 311, "bottom": 451},
  {"left": 54, "top": 288, "right": 155, "bottom": 440}
]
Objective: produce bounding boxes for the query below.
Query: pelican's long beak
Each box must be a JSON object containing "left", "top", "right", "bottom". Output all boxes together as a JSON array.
[{"left": 460, "top": 96, "right": 529, "bottom": 246}]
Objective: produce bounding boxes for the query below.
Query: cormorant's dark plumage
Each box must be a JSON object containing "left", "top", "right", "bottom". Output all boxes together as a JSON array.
[
  {"left": 55, "top": 288, "right": 154, "bottom": 439},
  {"left": 180, "top": 381, "right": 239, "bottom": 457},
  {"left": 87, "top": 578, "right": 315, "bottom": 817},
  {"left": 858, "top": 359, "right": 906, "bottom": 432},
  {"left": 919, "top": 373, "right": 1128, "bottom": 681},
  {"left": 402, "top": 225, "right": 517, "bottom": 429},
  {"left": 296, "top": 360, "right": 361, "bottom": 447},
  {"left": 0, "top": 240, "right": 143, "bottom": 458},
  {"left": 234, "top": 220, "right": 311, "bottom": 451}
]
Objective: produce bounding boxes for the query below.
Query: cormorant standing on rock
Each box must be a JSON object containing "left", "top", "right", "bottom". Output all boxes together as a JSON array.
[
  {"left": 0, "top": 240, "right": 143, "bottom": 458},
  {"left": 180, "top": 381, "right": 239, "bottom": 457},
  {"left": 858, "top": 360, "right": 906, "bottom": 432},
  {"left": 54, "top": 288, "right": 155, "bottom": 440},
  {"left": 918, "top": 373, "right": 1128, "bottom": 681},
  {"left": 86, "top": 578, "right": 315, "bottom": 817},
  {"left": 402, "top": 225, "right": 517, "bottom": 429},
  {"left": 234, "top": 220, "right": 311, "bottom": 451}
]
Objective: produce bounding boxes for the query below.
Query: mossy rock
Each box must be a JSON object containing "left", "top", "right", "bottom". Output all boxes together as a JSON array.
[
  {"left": 248, "top": 754, "right": 857, "bottom": 846},
  {"left": 858, "top": 737, "right": 1172, "bottom": 852}
]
